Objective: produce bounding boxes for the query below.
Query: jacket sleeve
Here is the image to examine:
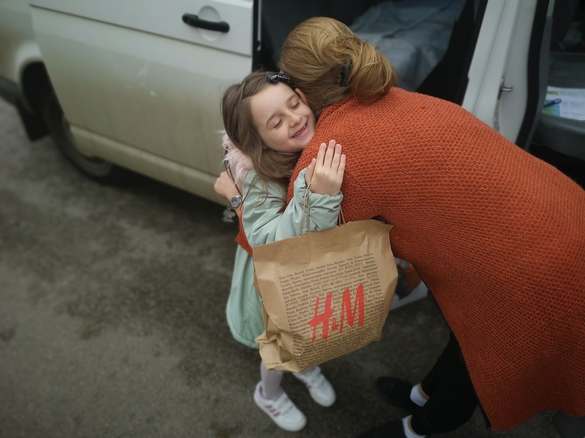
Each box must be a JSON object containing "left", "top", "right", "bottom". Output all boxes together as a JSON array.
[{"left": 242, "top": 169, "right": 343, "bottom": 247}]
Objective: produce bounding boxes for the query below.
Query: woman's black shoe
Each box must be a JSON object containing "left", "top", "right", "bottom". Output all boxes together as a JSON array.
[{"left": 376, "top": 377, "right": 423, "bottom": 415}]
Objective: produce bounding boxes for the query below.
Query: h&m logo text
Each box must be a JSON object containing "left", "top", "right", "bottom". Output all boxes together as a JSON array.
[{"left": 308, "top": 284, "right": 364, "bottom": 342}]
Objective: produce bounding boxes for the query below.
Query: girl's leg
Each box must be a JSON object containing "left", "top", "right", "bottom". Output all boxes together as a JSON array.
[
  {"left": 293, "top": 366, "right": 336, "bottom": 407},
  {"left": 259, "top": 362, "right": 284, "bottom": 399}
]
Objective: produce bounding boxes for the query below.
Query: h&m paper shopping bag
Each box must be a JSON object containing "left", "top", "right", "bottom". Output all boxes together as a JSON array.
[{"left": 253, "top": 219, "right": 398, "bottom": 372}]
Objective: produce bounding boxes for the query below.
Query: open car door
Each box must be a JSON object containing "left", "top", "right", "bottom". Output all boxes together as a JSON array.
[{"left": 462, "top": 0, "right": 553, "bottom": 148}]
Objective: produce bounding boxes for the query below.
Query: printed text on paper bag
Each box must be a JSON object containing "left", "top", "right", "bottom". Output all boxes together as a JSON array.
[{"left": 278, "top": 252, "right": 385, "bottom": 350}]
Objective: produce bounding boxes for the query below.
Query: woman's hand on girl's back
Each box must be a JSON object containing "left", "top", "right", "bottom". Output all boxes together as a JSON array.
[
  {"left": 305, "top": 140, "right": 346, "bottom": 196},
  {"left": 214, "top": 171, "right": 241, "bottom": 200}
]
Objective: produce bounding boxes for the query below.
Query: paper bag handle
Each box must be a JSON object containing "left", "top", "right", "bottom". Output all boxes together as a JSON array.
[{"left": 301, "top": 183, "right": 345, "bottom": 234}]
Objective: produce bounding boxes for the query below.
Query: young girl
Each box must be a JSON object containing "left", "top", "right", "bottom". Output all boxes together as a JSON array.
[{"left": 214, "top": 70, "right": 347, "bottom": 432}]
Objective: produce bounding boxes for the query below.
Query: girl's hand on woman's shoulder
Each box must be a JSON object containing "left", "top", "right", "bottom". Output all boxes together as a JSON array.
[{"left": 305, "top": 140, "right": 346, "bottom": 196}]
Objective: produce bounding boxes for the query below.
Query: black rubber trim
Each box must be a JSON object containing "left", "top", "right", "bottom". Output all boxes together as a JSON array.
[{"left": 454, "top": 0, "right": 488, "bottom": 105}]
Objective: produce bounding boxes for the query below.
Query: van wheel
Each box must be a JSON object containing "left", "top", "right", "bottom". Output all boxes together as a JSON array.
[{"left": 41, "top": 90, "right": 128, "bottom": 183}]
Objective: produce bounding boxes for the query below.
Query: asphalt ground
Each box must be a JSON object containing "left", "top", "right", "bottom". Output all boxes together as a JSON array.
[{"left": 2, "top": 97, "right": 582, "bottom": 437}]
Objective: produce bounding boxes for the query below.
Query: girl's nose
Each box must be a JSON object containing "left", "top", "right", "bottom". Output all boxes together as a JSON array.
[{"left": 289, "top": 113, "right": 301, "bottom": 126}]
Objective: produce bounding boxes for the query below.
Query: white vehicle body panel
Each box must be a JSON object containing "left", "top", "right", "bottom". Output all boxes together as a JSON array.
[
  {"left": 28, "top": 0, "right": 252, "bottom": 202},
  {"left": 0, "top": 0, "right": 42, "bottom": 83}
]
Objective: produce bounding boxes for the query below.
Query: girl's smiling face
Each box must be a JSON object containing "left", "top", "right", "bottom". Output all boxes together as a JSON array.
[{"left": 250, "top": 82, "right": 315, "bottom": 153}]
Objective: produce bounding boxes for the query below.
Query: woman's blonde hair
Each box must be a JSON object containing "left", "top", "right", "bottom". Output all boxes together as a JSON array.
[
  {"left": 280, "top": 17, "right": 397, "bottom": 116},
  {"left": 221, "top": 70, "right": 301, "bottom": 191}
]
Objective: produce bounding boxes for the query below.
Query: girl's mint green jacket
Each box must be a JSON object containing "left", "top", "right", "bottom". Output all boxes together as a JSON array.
[{"left": 222, "top": 135, "right": 343, "bottom": 348}]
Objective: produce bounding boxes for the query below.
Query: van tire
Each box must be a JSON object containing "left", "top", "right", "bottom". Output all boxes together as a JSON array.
[{"left": 41, "top": 89, "right": 129, "bottom": 184}]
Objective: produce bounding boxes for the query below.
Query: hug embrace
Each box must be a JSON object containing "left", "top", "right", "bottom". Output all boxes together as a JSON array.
[{"left": 215, "top": 16, "right": 585, "bottom": 438}]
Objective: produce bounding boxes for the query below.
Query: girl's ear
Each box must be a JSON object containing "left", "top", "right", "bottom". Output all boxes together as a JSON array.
[{"left": 296, "top": 88, "right": 309, "bottom": 105}]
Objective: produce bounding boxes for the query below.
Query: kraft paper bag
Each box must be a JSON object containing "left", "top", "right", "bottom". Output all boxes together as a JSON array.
[{"left": 253, "top": 219, "right": 398, "bottom": 372}]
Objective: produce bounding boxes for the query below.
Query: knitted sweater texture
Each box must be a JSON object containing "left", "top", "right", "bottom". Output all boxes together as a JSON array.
[{"left": 282, "top": 87, "right": 585, "bottom": 429}]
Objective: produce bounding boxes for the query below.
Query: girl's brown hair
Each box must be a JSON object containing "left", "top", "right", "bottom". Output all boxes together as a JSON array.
[
  {"left": 280, "top": 17, "right": 397, "bottom": 116},
  {"left": 221, "top": 70, "right": 301, "bottom": 191}
]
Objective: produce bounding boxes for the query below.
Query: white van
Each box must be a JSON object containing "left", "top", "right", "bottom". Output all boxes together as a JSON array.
[{"left": 0, "top": 0, "right": 582, "bottom": 204}]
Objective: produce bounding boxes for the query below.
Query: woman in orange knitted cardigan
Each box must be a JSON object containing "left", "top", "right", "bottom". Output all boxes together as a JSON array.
[{"left": 274, "top": 16, "right": 585, "bottom": 438}]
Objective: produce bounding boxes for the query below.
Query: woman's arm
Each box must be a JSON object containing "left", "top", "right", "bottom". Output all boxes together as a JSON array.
[
  {"left": 243, "top": 141, "right": 346, "bottom": 246},
  {"left": 214, "top": 171, "right": 241, "bottom": 202}
]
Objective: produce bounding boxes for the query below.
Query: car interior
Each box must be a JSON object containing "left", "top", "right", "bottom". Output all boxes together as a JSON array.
[
  {"left": 533, "top": 0, "right": 585, "bottom": 161},
  {"left": 258, "top": 0, "right": 476, "bottom": 106}
]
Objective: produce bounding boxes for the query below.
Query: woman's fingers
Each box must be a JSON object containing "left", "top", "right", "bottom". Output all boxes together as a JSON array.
[{"left": 214, "top": 171, "right": 237, "bottom": 199}]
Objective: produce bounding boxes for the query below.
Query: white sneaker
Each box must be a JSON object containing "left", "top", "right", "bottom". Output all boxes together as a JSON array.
[
  {"left": 253, "top": 382, "right": 307, "bottom": 432},
  {"left": 293, "top": 366, "right": 336, "bottom": 407}
]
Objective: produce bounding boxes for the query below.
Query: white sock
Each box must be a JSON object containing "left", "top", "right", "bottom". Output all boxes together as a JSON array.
[
  {"left": 410, "top": 383, "right": 429, "bottom": 407},
  {"left": 402, "top": 415, "right": 427, "bottom": 438}
]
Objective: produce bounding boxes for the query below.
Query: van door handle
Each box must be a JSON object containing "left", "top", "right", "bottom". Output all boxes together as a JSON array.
[
  {"left": 182, "top": 14, "right": 230, "bottom": 33},
  {"left": 498, "top": 77, "right": 513, "bottom": 99}
]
